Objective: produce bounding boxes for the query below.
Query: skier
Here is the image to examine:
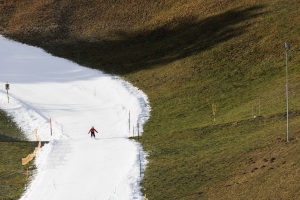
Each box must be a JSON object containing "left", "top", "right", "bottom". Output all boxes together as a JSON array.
[{"left": 88, "top": 126, "right": 98, "bottom": 138}]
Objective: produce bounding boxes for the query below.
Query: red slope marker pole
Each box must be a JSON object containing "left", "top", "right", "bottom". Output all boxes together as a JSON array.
[{"left": 50, "top": 118, "right": 53, "bottom": 136}]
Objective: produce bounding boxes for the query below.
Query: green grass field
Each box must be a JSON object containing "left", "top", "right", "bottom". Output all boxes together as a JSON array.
[
  {"left": 0, "top": 110, "right": 35, "bottom": 200},
  {"left": 1, "top": 0, "right": 300, "bottom": 199},
  {"left": 0, "top": 142, "right": 36, "bottom": 200}
]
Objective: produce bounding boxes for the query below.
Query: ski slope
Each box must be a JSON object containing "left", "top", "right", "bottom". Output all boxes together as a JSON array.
[{"left": 0, "top": 36, "right": 150, "bottom": 200}]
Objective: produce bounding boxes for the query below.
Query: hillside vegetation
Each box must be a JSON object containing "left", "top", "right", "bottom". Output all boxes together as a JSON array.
[
  {"left": 1, "top": 0, "right": 300, "bottom": 199},
  {"left": 0, "top": 109, "right": 34, "bottom": 200}
]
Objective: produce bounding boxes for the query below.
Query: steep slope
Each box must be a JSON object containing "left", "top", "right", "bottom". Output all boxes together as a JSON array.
[{"left": 1, "top": 0, "right": 300, "bottom": 199}]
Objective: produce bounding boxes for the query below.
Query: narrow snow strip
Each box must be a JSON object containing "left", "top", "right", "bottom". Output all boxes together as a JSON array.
[{"left": 0, "top": 35, "right": 150, "bottom": 200}]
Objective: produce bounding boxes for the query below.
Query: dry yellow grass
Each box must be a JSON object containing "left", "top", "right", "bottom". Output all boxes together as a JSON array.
[{"left": 2, "top": 0, "right": 300, "bottom": 199}]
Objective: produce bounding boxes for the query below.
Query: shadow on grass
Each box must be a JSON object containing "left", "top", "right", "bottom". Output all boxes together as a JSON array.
[
  {"left": 0, "top": 133, "right": 22, "bottom": 141},
  {"left": 17, "top": 5, "right": 265, "bottom": 75}
]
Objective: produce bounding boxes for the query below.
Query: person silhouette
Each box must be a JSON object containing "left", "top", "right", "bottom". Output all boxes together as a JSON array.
[{"left": 88, "top": 126, "right": 98, "bottom": 138}]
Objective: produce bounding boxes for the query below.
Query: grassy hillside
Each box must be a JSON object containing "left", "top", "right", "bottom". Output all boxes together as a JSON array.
[
  {"left": 0, "top": 109, "right": 35, "bottom": 200},
  {"left": 0, "top": 109, "right": 26, "bottom": 141},
  {"left": 0, "top": 142, "right": 36, "bottom": 200},
  {"left": 1, "top": 0, "right": 300, "bottom": 199}
]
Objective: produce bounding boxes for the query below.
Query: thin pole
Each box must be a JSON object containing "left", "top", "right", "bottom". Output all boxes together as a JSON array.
[
  {"left": 259, "top": 99, "right": 261, "bottom": 116},
  {"left": 212, "top": 103, "right": 217, "bottom": 122},
  {"left": 129, "top": 110, "right": 131, "bottom": 134},
  {"left": 133, "top": 124, "right": 135, "bottom": 137},
  {"left": 285, "top": 45, "right": 289, "bottom": 142},
  {"left": 50, "top": 118, "right": 53, "bottom": 136},
  {"left": 137, "top": 122, "right": 140, "bottom": 141},
  {"left": 5, "top": 82, "right": 9, "bottom": 103}
]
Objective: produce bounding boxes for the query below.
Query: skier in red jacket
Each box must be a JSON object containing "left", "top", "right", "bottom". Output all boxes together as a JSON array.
[{"left": 88, "top": 126, "right": 98, "bottom": 138}]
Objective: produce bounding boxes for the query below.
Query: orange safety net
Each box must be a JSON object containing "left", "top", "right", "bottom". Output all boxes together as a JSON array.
[{"left": 22, "top": 129, "right": 41, "bottom": 166}]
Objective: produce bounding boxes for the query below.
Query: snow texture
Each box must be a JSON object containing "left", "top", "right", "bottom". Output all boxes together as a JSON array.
[{"left": 0, "top": 35, "right": 150, "bottom": 200}]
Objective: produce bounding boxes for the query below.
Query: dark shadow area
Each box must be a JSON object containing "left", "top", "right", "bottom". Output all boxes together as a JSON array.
[
  {"left": 12, "top": 5, "right": 265, "bottom": 75},
  {"left": 0, "top": 139, "right": 49, "bottom": 147},
  {"left": 0, "top": 1, "right": 15, "bottom": 32},
  {"left": 0, "top": 133, "right": 22, "bottom": 142},
  {"left": 0, "top": 109, "right": 26, "bottom": 141}
]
